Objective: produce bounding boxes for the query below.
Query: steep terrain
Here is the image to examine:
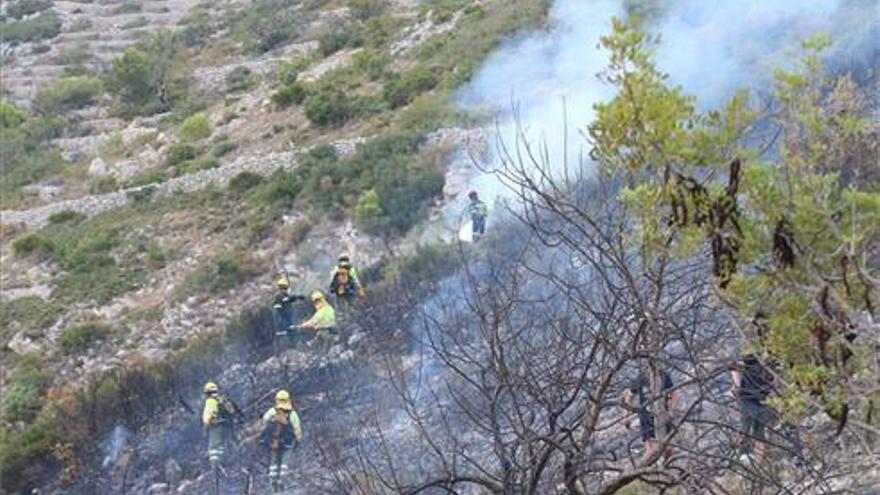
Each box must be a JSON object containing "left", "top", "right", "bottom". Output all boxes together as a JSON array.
[{"left": 1, "top": 0, "right": 550, "bottom": 492}]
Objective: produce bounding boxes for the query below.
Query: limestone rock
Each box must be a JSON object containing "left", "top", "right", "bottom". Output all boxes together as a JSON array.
[{"left": 89, "top": 157, "right": 110, "bottom": 176}]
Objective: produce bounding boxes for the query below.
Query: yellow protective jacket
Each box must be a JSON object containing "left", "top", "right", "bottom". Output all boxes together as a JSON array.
[
  {"left": 302, "top": 301, "right": 336, "bottom": 329},
  {"left": 202, "top": 397, "right": 219, "bottom": 427}
]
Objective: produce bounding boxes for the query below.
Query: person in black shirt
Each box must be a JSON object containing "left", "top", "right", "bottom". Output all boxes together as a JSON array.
[
  {"left": 623, "top": 370, "right": 677, "bottom": 464},
  {"left": 731, "top": 353, "right": 776, "bottom": 461}
]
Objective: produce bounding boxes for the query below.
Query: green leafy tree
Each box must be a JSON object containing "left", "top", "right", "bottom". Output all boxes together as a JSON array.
[
  {"left": 588, "top": 20, "right": 879, "bottom": 428},
  {"left": 106, "top": 32, "right": 191, "bottom": 115}
]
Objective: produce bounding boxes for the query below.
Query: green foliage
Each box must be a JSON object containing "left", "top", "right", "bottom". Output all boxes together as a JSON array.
[
  {"left": 0, "top": 101, "right": 27, "bottom": 128},
  {"left": 12, "top": 232, "right": 53, "bottom": 257},
  {"left": 210, "top": 137, "right": 238, "bottom": 158},
  {"left": 56, "top": 322, "right": 114, "bottom": 355},
  {"left": 165, "top": 143, "right": 197, "bottom": 166},
  {"left": 348, "top": 0, "right": 388, "bottom": 20},
  {"left": 419, "top": 0, "right": 469, "bottom": 22},
  {"left": 0, "top": 410, "right": 63, "bottom": 492},
  {"left": 53, "top": 42, "right": 91, "bottom": 67},
  {"left": 383, "top": 66, "right": 439, "bottom": 108},
  {"left": 271, "top": 81, "right": 307, "bottom": 107},
  {"left": 177, "top": 113, "right": 213, "bottom": 142},
  {"left": 34, "top": 76, "right": 103, "bottom": 114},
  {"left": 318, "top": 22, "right": 363, "bottom": 56},
  {"left": 47, "top": 210, "right": 85, "bottom": 225},
  {"left": 304, "top": 89, "right": 385, "bottom": 127},
  {"left": 275, "top": 56, "right": 311, "bottom": 85},
  {"left": 111, "top": 1, "right": 142, "bottom": 14},
  {"left": 292, "top": 132, "right": 444, "bottom": 234},
  {"left": 107, "top": 32, "right": 191, "bottom": 116},
  {"left": 0, "top": 297, "right": 61, "bottom": 348},
  {"left": 225, "top": 66, "right": 256, "bottom": 92},
  {"left": 1, "top": 354, "right": 53, "bottom": 424},
  {"left": 2, "top": 10, "right": 61, "bottom": 44},
  {"left": 228, "top": 171, "right": 264, "bottom": 193},
  {"left": 354, "top": 189, "right": 389, "bottom": 233},
  {"left": 352, "top": 49, "right": 388, "bottom": 80},
  {"left": 5, "top": 0, "right": 53, "bottom": 20},
  {"left": 176, "top": 156, "right": 220, "bottom": 175},
  {"left": 589, "top": 23, "right": 879, "bottom": 426},
  {"left": 228, "top": 0, "right": 301, "bottom": 53},
  {"left": 175, "top": 251, "right": 245, "bottom": 299},
  {"left": 89, "top": 176, "right": 119, "bottom": 194}
]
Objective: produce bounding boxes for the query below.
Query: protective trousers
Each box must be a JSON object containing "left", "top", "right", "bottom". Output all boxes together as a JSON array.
[
  {"left": 268, "top": 448, "right": 289, "bottom": 492},
  {"left": 206, "top": 425, "right": 225, "bottom": 466}
]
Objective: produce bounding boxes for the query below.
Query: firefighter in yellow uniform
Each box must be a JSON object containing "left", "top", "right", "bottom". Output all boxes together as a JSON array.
[
  {"left": 297, "top": 291, "right": 337, "bottom": 346},
  {"left": 202, "top": 382, "right": 240, "bottom": 468},
  {"left": 261, "top": 390, "right": 304, "bottom": 493}
]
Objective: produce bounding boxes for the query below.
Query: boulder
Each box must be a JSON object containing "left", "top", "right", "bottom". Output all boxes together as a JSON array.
[
  {"left": 8, "top": 331, "right": 41, "bottom": 355},
  {"left": 89, "top": 157, "right": 110, "bottom": 176}
]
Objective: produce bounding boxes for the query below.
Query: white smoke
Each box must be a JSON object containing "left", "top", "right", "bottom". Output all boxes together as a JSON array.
[
  {"left": 101, "top": 424, "right": 130, "bottom": 469},
  {"left": 453, "top": 0, "right": 879, "bottom": 210}
]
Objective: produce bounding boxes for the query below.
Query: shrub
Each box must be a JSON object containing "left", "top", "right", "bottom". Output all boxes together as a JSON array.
[
  {"left": 275, "top": 56, "right": 310, "bottom": 85},
  {"left": 3, "top": 11, "right": 62, "bottom": 44},
  {"left": 251, "top": 169, "right": 302, "bottom": 207},
  {"left": 352, "top": 49, "right": 388, "bottom": 80},
  {"left": 348, "top": 0, "right": 388, "bottom": 20},
  {"left": 304, "top": 90, "right": 351, "bottom": 127},
  {"left": 12, "top": 233, "right": 52, "bottom": 257},
  {"left": 211, "top": 139, "right": 238, "bottom": 158},
  {"left": 5, "top": 0, "right": 54, "bottom": 20},
  {"left": 107, "top": 33, "right": 190, "bottom": 116},
  {"left": 57, "top": 322, "right": 114, "bottom": 355},
  {"left": 354, "top": 189, "right": 389, "bottom": 233},
  {"left": 47, "top": 210, "right": 85, "bottom": 225},
  {"left": 165, "top": 143, "right": 197, "bottom": 166},
  {"left": 176, "top": 156, "right": 219, "bottom": 175},
  {"left": 229, "top": 171, "right": 263, "bottom": 193},
  {"left": 33, "top": 76, "right": 102, "bottom": 114},
  {"left": 176, "top": 252, "right": 245, "bottom": 298},
  {"left": 111, "top": 1, "right": 142, "bottom": 14},
  {"left": 318, "top": 23, "right": 362, "bottom": 56},
  {"left": 383, "top": 66, "right": 439, "bottom": 108},
  {"left": 225, "top": 66, "right": 256, "bottom": 92},
  {"left": 53, "top": 42, "right": 91, "bottom": 66},
  {"left": 177, "top": 113, "right": 212, "bottom": 142},
  {"left": 0, "top": 101, "right": 27, "bottom": 128},
  {"left": 270, "top": 81, "right": 307, "bottom": 107},
  {"left": 1, "top": 354, "right": 53, "bottom": 423},
  {"left": 0, "top": 296, "right": 61, "bottom": 348},
  {"left": 89, "top": 176, "right": 119, "bottom": 194}
]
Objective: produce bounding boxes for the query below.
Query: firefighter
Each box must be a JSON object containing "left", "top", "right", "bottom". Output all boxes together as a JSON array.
[{"left": 260, "top": 390, "right": 304, "bottom": 493}]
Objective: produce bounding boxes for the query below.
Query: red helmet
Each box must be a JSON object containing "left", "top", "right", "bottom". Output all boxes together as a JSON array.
[{"left": 468, "top": 190, "right": 478, "bottom": 199}]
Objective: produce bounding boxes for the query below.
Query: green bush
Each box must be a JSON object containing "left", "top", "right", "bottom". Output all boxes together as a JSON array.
[
  {"left": 47, "top": 210, "right": 85, "bottom": 225},
  {"left": 211, "top": 138, "right": 238, "bottom": 158},
  {"left": 229, "top": 171, "right": 264, "bottom": 193},
  {"left": 111, "top": 1, "right": 142, "bottom": 14},
  {"left": 5, "top": 0, "right": 53, "bottom": 20},
  {"left": 165, "top": 143, "right": 197, "bottom": 166},
  {"left": 107, "top": 32, "right": 190, "bottom": 115},
  {"left": 354, "top": 189, "right": 389, "bottom": 233},
  {"left": 230, "top": 0, "right": 302, "bottom": 53},
  {"left": 383, "top": 66, "right": 439, "bottom": 108},
  {"left": 225, "top": 66, "right": 256, "bottom": 92},
  {"left": 53, "top": 42, "right": 91, "bottom": 66},
  {"left": 177, "top": 113, "right": 212, "bottom": 142},
  {"left": 275, "top": 56, "right": 310, "bottom": 85},
  {"left": 176, "top": 252, "right": 244, "bottom": 298},
  {"left": 33, "top": 76, "right": 103, "bottom": 114},
  {"left": 2, "top": 10, "right": 61, "bottom": 43},
  {"left": 57, "top": 322, "right": 114, "bottom": 355},
  {"left": 304, "top": 90, "right": 351, "bottom": 127},
  {"left": 176, "top": 156, "right": 219, "bottom": 175},
  {"left": 89, "top": 176, "right": 119, "bottom": 194},
  {"left": 0, "top": 296, "right": 61, "bottom": 348},
  {"left": 352, "top": 49, "right": 388, "bottom": 80},
  {"left": 318, "top": 23, "right": 362, "bottom": 56},
  {"left": 250, "top": 169, "right": 302, "bottom": 207},
  {"left": 271, "top": 82, "right": 307, "bottom": 107},
  {"left": 1, "top": 354, "right": 53, "bottom": 423},
  {"left": 0, "top": 101, "right": 26, "bottom": 128},
  {"left": 348, "top": 0, "right": 388, "bottom": 20},
  {"left": 12, "top": 233, "right": 52, "bottom": 257}
]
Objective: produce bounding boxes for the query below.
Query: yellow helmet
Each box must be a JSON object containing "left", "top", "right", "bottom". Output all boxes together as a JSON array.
[
  {"left": 310, "top": 290, "right": 325, "bottom": 302},
  {"left": 203, "top": 382, "right": 219, "bottom": 394},
  {"left": 276, "top": 277, "right": 289, "bottom": 289},
  {"left": 275, "top": 390, "right": 293, "bottom": 410}
]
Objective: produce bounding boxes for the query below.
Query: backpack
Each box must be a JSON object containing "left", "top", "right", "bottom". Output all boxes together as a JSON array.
[
  {"left": 742, "top": 355, "right": 774, "bottom": 401},
  {"left": 216, "top": 395, "right": 239, "bottom": 423},
  {"left": 270, "top": 409, "right": 296, "bottom": 450}
]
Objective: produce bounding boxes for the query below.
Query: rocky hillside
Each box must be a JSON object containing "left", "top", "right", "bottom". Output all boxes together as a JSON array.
[{"left": 0, "top": 0, "right": 550, "bottom": 491}]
